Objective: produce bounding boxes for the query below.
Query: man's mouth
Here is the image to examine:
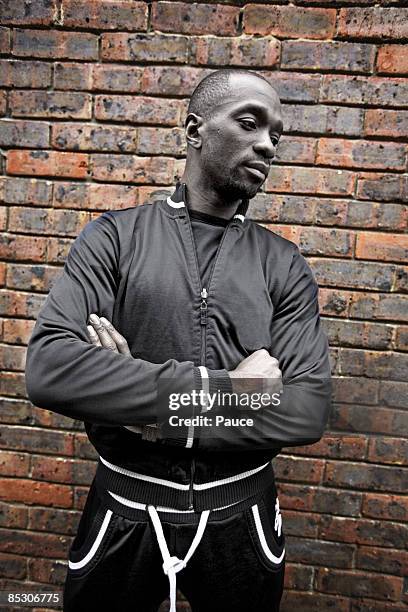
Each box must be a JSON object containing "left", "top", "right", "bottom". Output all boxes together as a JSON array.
[{"left": 243, "top": 162, "right": 270, "bottom": 180}]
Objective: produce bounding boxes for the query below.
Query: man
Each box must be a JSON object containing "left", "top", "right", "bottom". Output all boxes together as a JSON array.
[{"left": 25, "top": 69, "right": 332, "bottom": 612}]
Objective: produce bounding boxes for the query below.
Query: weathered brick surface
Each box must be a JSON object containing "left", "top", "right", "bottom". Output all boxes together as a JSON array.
[
  {"left": 61, "top": 0, "right": 148, "bottom": 31},
  {"left": 1, "top": 3, "right": 407, "bottom": 609}
]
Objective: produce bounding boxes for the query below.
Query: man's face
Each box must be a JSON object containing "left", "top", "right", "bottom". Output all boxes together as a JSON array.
[{"left": 197, "top": 74, "right": 283, "bottom": 202}]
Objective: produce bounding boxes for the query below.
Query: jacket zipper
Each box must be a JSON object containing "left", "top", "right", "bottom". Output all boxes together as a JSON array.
[{"left": 184, "top": 214, "right": 232, "bottom": 510}]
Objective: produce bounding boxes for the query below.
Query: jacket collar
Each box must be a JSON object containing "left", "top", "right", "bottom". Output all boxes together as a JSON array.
[{"left": 166, "top": 182, "right": 249, "bottom": 224}]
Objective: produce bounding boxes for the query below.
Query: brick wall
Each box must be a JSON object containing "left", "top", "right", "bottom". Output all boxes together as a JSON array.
[{"left": 0, "top": 1, "right": 407, "bottom": 611}]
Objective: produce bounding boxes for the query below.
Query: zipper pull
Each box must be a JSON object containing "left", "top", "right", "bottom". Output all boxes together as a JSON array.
[{"left": 200, "top": 287, "right": 208, "bottom": 325}]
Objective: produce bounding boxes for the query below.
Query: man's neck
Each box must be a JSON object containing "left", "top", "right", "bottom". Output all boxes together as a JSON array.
[{"left": 181, "top": 174, "right": 241, "bottom": 221}]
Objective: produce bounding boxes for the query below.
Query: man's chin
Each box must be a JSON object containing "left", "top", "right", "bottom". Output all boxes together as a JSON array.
[{"left": 221, "top": 179, "right": 262, "bottom": 201}]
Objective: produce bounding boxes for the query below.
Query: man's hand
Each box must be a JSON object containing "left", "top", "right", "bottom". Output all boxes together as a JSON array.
[
  {"left": 228, "top": 349, "right": 283, "bottom": 396},
  {"left": 87, "top": 314, "right": 131, "bottom": 355}
]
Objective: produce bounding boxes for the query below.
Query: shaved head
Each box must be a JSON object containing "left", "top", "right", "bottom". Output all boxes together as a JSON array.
[{"left": 187, "top": 69, "right": 276, "bottom": 122}]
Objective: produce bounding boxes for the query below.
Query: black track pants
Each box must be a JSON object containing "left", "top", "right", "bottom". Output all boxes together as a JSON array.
[{"left": 63, "top": 479, "right": 285, "bottom": 612}]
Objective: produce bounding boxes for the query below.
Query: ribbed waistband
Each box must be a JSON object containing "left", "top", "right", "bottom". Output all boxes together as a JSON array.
[{"left": 95, "top": 454, "right": 276, "bottom": 513}]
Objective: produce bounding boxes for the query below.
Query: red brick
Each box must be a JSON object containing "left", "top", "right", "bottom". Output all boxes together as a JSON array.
[
  {"left": 52, "top": 123, "right": 137, "bottom": 153},
  {"left": 298, "top": 227, "right": 353, "bottom": 257},
  {"left": 0, "top": 478, "right": 72, "bottom": 508},
  {"left": 189, "top": 35, "right": 280, "bottom": 68},
  {"left": 0, "top": 290, "right": 45, "bottom": 317},
  {"left": 325, "top": 460, "right": 408, "bottom": 493},
  {"left": 53, "top": 182, "right": 138, "bottom": 211},
  {"left": 0, "top": 120, "right": 49, "bottom": 148},
  {"left": 1, "top": 177, "right": 52, "bottom": 206},
  {"left": 0, "top": 262, "right": 5, "bottom": 286},
  {"left": 0, "top": 90, "right": 6, "bottom": 116},
  {"left": 367, "top": 437, "right": 408, "bottom": 466},
  {"left": 0, "top": 451, "right": 29, "bottom": 477},
  {"left": 95, "top": 95, "right": 181, "bottom": 125},
  {"left": 0, "top": 501, "right": 27, "bottom": 529},
  {"left": 278, "top": 483, "right": 315, "bottom": 512},
  {"left": 0, "top": 425, "right": 74, "bottom": 456},
  {"left": 323, "top": 319, "right": 393, "bottom": 350},
  {"left": 275, "top": 136, "right": 316, "bottom": 165},
  {"left": 249, "top": 193, "right": 313, "bottom": 224},
  {"left": 377, "top": 45, "right": 408, "bottom": 75},
  {"left": 53, "top": 62, "right": 93, "bottom": 91},
  {"left": 316, "top": 138, "right": 407, "bottom": 171},
  {"left": 10, "top": 90, "right": 91, "bottom": 120},
  {"left": 345, "top": 201, "right": 408, "bottom": 232},
  {"left": 0, "top": 60, "right": 52, "bottom": 88},
  {"left": 0, "top": 528, "right": 71, "bottom": 558},
  {"left": 0, "top": 344, "right": 26, "bottom": 370},
  {"left": 46, "top": 236, "right": 73, "bottom": 264},
  {"left": 395, "top": 325, "right": 408, "bottom": 352},
  {"left": 137, "top": 127, "right": 186, "bottom": 156},
  {"left": 101, "top": 32, "right": 188, "bottom": 63},
  {"left": 364, "top": 109, "right": 408, "bottom": 139},
  {"left": 332, "top": 403, "right": 407, "bottom": 436},
  {"left": 74, "top": 433, "right": 98, "bottom": 460},
  {"left": 6, "top": 264, "right": 61, "bottom": 293},
  {"left": 0, "top": 206, "right": 6, "bottom": 231},
  {"left": 284, "top": 563, "right": 313, "bottom": 591},
  {"left": 356, "top": 232, "right": 408, "bottom": 263},
  {"left": 263, "top": 72, "right": 322, "bottom": 103},
  {"left": 321, "top": 75, "right": 408, "bottom": 108},
  {"left": 3, "top": 318, "right": 35, "bottom": 344},
  {"left": 28, "top": 507, "right": 81, "bottom": 536},
  {"left": 61, "top": 0, "right": 147, "bottom": 30},
  {"left": 319, "top": 514, "right": 407, "bottom": 548},
  {"left": 274, "top": 456, "right": 325, "bottom": 484},
  {"left": 338, "top": 7, "right": 408, "bottom": 40},
  {"left": 9, "top": 207, "right": 90, "bottom": 237},
  {"left": 31, "top": 455, "right": 94, "bottom": 485},
  {"left": 28, "top": 557, "right": 68, "bottom": 585},
  {"left": 0, "top": 28, "right": 10, "bottom": 54},
  {"left": 281, "top": 591, "right": 349, "bottom": 612},
  {"left": 141, "top": 66, "right": 208, "bottom": 96},
  {"left": 0, "top": 399, "right": 31, "bottom": 425},
  {"left": 357, "top": 173, "right": 408, "bottom": 202},
  {"left": 266, "top": 166, "right": 355, "bottom": 196},
  {"left": 356, "top": 546, "right": 408, "bottom": 578},
  {"left": 7, "top": 150, "right": 88, "bottom": 179},
  {"left": 315, "top": 567, "right": 402, "bottom": 601},
  {"left": 319, "top": 287, "right": 351, "bottom": 317},
  {"left": 362, "top": 493, "right": 408, "bottom": 522},
  {"left": 0, "top": 552, "right": 27, "bottom": 579},
  {"left": 282, "top": 40, "right": 375, "bottom": 72},
  {"left": 91, "top": 154, "right": 174, "bottom": 184},
  {"left": 350, "top": 293, "right": 408, "bottom": 322},
  {"left": 0, "top": 0, "right": 57, "bottom": 25},
  {"left": 0, "top": 235, "right": 45, "bottom": 262},
  {"left": 152, "top": 2, "right": 240, "bottom": 36},
  {"left": 93, "top": 65, "right": 143, "bottom": 92},
  {"left": 13, "top": 28, "right": 98, "bottom": 60},
  {"left": 283, "top": 510, "right": 320, "bottom": 538},
  {"left": 0, "top": 371, "right": 27, "bottom": 397},
  {"left": 338, "top": 348, "right": 408, "bottom": 381},
  {"left": 286, "top": 533, "right": 354, "bottom": 567},
  {"left": 244, "top": 5, "right": 336, "bottom": 38},
  {"left": 289, "top": 434, "right": 368, "bottom": 460}
]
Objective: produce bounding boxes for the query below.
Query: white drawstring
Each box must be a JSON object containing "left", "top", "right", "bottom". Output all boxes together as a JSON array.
[{"left": 147, "top": 505, "right": 210, "bottom": 612}]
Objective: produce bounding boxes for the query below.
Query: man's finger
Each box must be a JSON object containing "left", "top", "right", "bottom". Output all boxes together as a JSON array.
[
  {"left": 100, "top": 317, "right": 131, "bottom": 355},
  {"left": 88, "top": 314, "right": 119, "bottom": 352},
  {"left": 87, "top": 325, "right": 102, "bottom": 347}
]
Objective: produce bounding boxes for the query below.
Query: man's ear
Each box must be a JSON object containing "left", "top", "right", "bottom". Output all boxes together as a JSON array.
[{"left": 184, "top": 113, "right": 205, "bottom": 149}]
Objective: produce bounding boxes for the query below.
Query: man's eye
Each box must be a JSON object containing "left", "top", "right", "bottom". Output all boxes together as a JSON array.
[{"left": 239, "top": 119, "right": 257, "bottom": 130}]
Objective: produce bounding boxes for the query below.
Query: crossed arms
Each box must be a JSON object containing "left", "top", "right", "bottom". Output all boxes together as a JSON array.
[{"left": 25, "top": 212, "right": 332, "bottom": 451}]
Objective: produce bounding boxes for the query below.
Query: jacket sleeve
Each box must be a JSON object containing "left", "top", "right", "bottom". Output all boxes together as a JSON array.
[
  {"left": 194, "top": 245, "right": 333, "bottom": 452},
  {"left": 24, "top": 212, "right": 229, "bottom": 427}
]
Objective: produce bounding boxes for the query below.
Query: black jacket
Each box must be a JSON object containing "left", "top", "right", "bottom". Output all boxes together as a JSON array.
[{"left": 25, "top": 182, "right": 332, "bottom": 511}]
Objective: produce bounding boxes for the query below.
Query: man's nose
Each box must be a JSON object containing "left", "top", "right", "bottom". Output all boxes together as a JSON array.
[{"left": 253, "top": 132, "right": 277, "bottom": 159}]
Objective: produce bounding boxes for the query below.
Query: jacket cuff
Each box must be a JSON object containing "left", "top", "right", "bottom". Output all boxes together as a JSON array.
[{"left": 208, "top": 368, "right": 233, "bottom": 396}]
